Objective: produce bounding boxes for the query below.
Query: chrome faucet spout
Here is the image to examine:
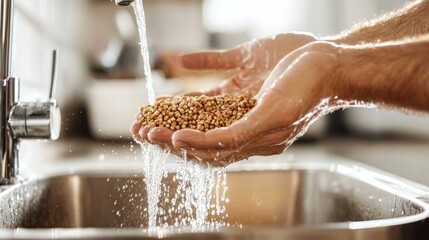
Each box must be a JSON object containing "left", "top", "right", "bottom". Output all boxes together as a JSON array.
[
  {"left": 0, "top": 0, "right": 61, "bottom": 185},
  {"left": 115, "top": 0, "right": 135, "bottom": 6}
]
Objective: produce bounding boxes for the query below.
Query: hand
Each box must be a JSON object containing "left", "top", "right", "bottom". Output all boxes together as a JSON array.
[
  {"left": 131, "top": 33, "right": 316, "bottom": 164},
  {"left": 133, "top": 42, "right": 343, "bottom": 166},
  {"left": 179, "top": 32, "right": 316, "bottom": 96}
]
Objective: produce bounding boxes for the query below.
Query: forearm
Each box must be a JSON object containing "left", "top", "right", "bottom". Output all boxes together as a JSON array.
[
  {"left": 326, "top": 0, "right": 429, "bottom": 45},
  {"left": 334, "top": 36, "right": 429, "bottom": 112}
]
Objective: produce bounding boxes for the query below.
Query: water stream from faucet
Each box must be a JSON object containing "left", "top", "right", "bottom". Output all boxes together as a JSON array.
[
  {"left": 132, "top": 0, "right": 155, "bottom": 104},
  {"left": 132, "top": 0, "right": 169, "bottom": 230},
  {"left": 131, "top": 0, "right": 229, "bottom": 231}
]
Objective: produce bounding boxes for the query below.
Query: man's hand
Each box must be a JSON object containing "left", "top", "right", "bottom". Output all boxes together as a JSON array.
[
  {"left": 133, "top": 42, "right": 341, "bottom": 166},
  {"left": 179, "top": 33, "right": 316, "bottom": 96}
]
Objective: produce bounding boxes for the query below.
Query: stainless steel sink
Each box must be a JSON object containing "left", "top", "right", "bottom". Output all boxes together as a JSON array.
[{"left": 1, "top": 159, "right": 429, "bottom": 239}]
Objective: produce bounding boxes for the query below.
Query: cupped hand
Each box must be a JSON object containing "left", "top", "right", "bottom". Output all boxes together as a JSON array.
[
  {"left": 132, "top": 42, "right": 343, "bottom": 166},
  {"left": 179, "top": 32, "right": 317, "bottom": 96}
]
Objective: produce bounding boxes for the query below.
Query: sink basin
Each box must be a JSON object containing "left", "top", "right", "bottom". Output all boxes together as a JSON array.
[{"left": 1, "top": 159, "right": 429, "bottom": 239}]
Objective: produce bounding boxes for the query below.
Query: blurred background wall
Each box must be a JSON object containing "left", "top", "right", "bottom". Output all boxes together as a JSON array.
[{"left": 13, "top": 0, "right": 429, "bottom": 142}]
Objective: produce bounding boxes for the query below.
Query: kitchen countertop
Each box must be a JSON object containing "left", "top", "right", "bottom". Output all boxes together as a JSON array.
[
  {"left": 17, "top": 137, "right": 429, "bottom": 186},
  {"left": 324, "top": 137, "right": 429, "bottom": 186}
]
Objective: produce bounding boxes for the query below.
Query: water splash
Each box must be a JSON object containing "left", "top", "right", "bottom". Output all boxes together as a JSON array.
[
  {"left": 172, "top": 154, "right": 228, "bottom": 230},
  {"left": 139, "top": 142, "right": 170, "bottom": 229}
]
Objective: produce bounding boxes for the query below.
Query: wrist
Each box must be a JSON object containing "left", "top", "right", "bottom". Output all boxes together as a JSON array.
[{"left": 298, "top": 41, "right": 343, "bottom": 100}]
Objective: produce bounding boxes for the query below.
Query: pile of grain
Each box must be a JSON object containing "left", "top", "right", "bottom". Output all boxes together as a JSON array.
[{"left": 137, "top": 95, "right": 256, "bottom": 132}]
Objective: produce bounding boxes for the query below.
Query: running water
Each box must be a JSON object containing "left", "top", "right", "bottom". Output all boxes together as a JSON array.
[
  {"left": 132, "top": 0, "right": 156, "bottom": 104},
  {"left": 139, "top": 142, "right": 170, "bottom": 229},
  {"left": 132, "top": 0, "right": 169, "bottom": 229},
  {"left": 171, "top": 153, "right": 229, "bottom": 230},
  {"left": 130, "top": 0, "right": 229, "bottom": 231}
]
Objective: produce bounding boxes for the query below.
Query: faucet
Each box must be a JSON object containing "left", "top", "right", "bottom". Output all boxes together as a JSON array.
[
  {"left": 0, "top": 0, "right": 61, "bottom": 185},
  {"left": 115, "top": 0, "right": 135, "bottom": 6},
  {"left": 0, "top": 0, "right": 134, "bottom": 184}
]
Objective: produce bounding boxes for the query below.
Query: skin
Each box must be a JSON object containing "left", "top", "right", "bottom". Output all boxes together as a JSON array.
[{"left": 132, "top": 0, "right": 429, "bottom": 166}]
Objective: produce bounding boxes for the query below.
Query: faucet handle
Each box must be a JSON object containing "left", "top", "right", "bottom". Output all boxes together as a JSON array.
[
  {"left": 9, "top": 50, "right": 61, "bottom": 140},
  {"left": 9, "top": 100, "right": 61, "bottom": 140}
]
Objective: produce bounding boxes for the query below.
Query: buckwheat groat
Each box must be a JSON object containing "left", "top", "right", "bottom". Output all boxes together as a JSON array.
[{"left": 137, "top": 95, "right": 256, "bottom": 132}]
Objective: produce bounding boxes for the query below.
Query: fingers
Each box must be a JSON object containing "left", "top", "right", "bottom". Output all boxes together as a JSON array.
[
  {"left": 130, "top": 121, "right": 141, "bottom": 139},
  {"left": 147, "top": 127, "right": 185, "bottom": 156},
  {"left": 138, "top": 126, "right": 150, "bottom": 142},
  {"left": 135, "top": 124, "right": 288, "bottom": 167},
  {"left": 180, "top": 47, "right": 246, "bottom": 70},
  {"left": 147, "top": 127, "right": 174, "bottom": 146},
  {"left": 131, "top": 120, "right": 150, "bottom": 142}
]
